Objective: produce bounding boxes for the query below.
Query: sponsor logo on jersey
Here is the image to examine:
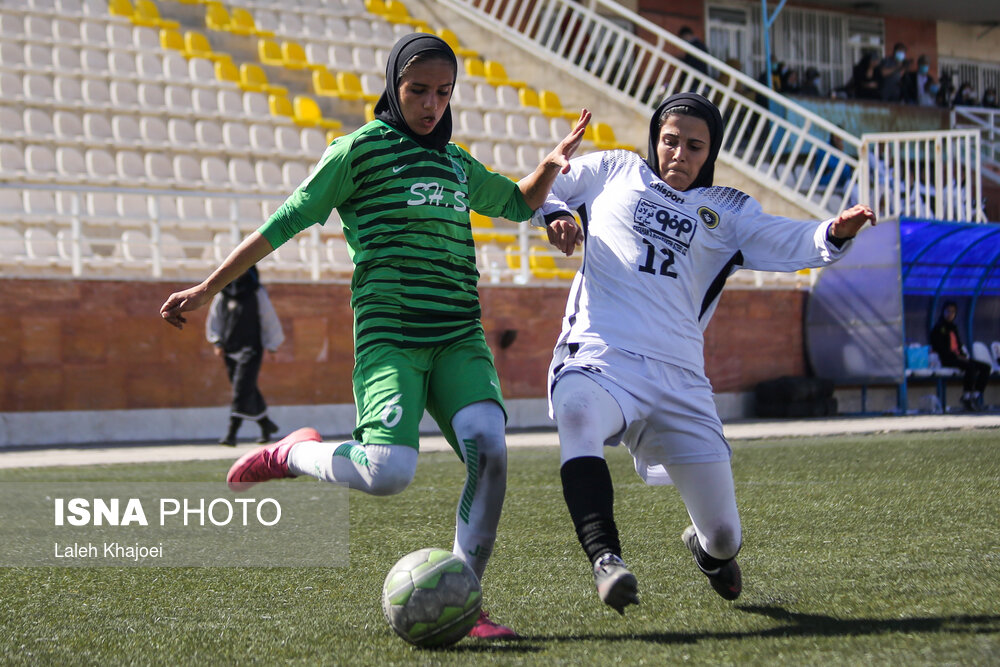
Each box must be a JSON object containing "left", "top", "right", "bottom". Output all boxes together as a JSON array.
[
  {"left": 407, "top": 182, "right": 469, "bottom": 212},
  {"left": 448, "top": 153, "right": 468, "bottom": 184},
  {"left": 633, "top": 198, "right": 697, "bottom": 250},
  {"left": 697, "top": 206, "right": 720, "bottom": 229},
  {"left": 649, "top": 179, "right": 685, "bottom": 204}
]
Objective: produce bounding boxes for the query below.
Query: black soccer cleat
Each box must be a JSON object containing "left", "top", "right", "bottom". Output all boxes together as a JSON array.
[
  {"left": 592, "top": 553, "right": 639, "bottom": 614},
  {"left": 682, "top": 525, "right": 742, "bottom": 601}
]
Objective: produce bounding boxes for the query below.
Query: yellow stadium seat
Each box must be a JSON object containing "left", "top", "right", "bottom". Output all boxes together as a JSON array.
[
  {"left": 293, "top": 96, "right": 343, "bottom": 130},
  {"left": 258, "top": 39, "right": 285, "bottom": 67},
  {"left": 230, "top": 7, "right": 272, "bottom": 37},
  {"left": 437, "top": 28, "right": 478, "bottom": 59},
  {"left": 133, "top": 0, "right": 180, "bottom": 30},
  {"left": 364, "top": 102, "right": 376, "bottom": 123},
  {"left": 312, "top": 68, "right": 339, "bottom": 97},
  {"left": 205, "top": 3, "right": 230, "bottom": 31},
  {"left": 383, "top": 0, "right": 428, "bottom": 28},
  {"left": 471, "top": 212, "right": 516, "bottom": 244},
  {"left": 484, "top": 61, "right": 526, "bottom": 89},
  {"left": 282, "top": 41, "right": 316, "bottom": 71},
  {"left": 326, "top": 129, "right": 342, "bottom": 144},
  {"left": 240, "top": 63, "right": 288, "bottom": 96},
  {"left": 215, "top": 58, "right": 240, "bottom": 85},
  {"left": 593, "top": 122, "right": 636, "bottom": 151},
  {"left": 269, "top": 94, "right": 293, "bottom": 119},
  {"left": 336, "top": 72, "right": 378, "bottom": 101},
  {"left": 464, "top": 58, "right": 485, "bottom": 79},
  {"left": 518, "top": 87, "right": 540, "bottom": 109},
  {"left": 185, "top": 31, "right": 230, "bottom": 63},
  {"left": 529, "top": 246, "right": 576, "bottom": 280},
  {"left": 108, "top": 0, "right": 134, "bottom": 19},
  {"left": 364, "top": 0, "right": 387, "bottom": 15},
  {"left": 539, "top": 90, "right": 580, "bottom": 120},
  {"left": 160, "top": 28, "right": 185, "bottom": 52}
]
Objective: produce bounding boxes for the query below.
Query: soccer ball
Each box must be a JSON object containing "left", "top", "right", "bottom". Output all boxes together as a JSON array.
[{"left": 381, "top": 547, "right": 482, "bottom": 647}]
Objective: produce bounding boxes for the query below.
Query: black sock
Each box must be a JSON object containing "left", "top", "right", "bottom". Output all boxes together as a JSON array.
[
  {"left": 225, "top": 417, "right": 241, "bottom": 439},
  {"left": 690, "top": 534, "right": 735, "bottom": 571},
  {"left": 259, "top": 417, "right": 278, "bottom": 435},
  {"left": 561, "top": 456, "right": 620, "bottom": 565}
]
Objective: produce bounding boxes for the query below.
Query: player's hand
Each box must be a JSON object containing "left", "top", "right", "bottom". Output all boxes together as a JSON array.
[
  {"left": 830, "top": 204, "right": 876, "bottom": 239},
  {"left": 546, "top": 109, "right": 591, "bottom": 175},
  {"left": 160, "top": 285, "right": 211, "bottom": 330},
  {"left": 213, "top": 346, "right": 223, "bottom": 357},
  {"left": 546, "top": 215, "right": 583, "bottom": 256}
]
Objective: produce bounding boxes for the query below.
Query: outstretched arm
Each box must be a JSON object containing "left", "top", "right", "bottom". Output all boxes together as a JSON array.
[
  {"left": 159, "top": 232, "right": 274, "bottom": 330},
  {"left": 828, "top": 204, "right": 877, "bottom": 240},
  {"left": 517, "top": 109, "right": 591, "bottom": 210}
]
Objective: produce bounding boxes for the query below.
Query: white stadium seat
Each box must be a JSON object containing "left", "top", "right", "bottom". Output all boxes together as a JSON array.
[
  {"left": 250, "top": 124, "right": 277, "bottom": 153},
  {"left": 223, "top": 122, "right": 252, "bottom": 152},
  {"left": 166, "top": 118, "right": 197, "bottom": 149},
  {"left": 85, "top": 147, "right": 117, "bottom": 182},
  {"left": 173, "top": 154, "right": 203, "bottom": 187},
  {"left": 144, "top": 151, "right": 175, "bottom": 186},
  {"left": 0, "top": 109, "right": 24, "bottom": 141},
  {"left": 116, "top": 150, "right": 146, "bottom": 184},
  {"left": 83, "top": 112, "right": 114, "bottom": 146},
  {"left": 113, "top": 115, "right": 144, "bottom": 146},
  {"left": 202, "top": 156, "right": 230, "bottom": 189},
  {"left": 54, "top": 146, "right": 86, "bottom": 182},
  {"left": 195, "top": 120, "right": 223, "bottom": 148},
  {"left": 24, "top": 108, "right": 56, "bottom": 142}
]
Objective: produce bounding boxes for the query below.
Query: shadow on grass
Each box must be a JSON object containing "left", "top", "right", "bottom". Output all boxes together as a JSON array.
[{"left": 524, "top": 606, "right": 1000, "bottom": 644}]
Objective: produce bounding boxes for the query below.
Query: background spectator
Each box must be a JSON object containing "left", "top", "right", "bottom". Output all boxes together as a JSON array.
[
  {"left": 851, "top": 53, "right": 881, "bottom": 100},
  {"left": 781, "top": 68, "right": 801, "bottom": 94},
  {"left": 903, "top": 55, "right": 934, "bottom": 106},
  {"left": 953, "top": 82, "right": 978, "bottom": 107},
  {"left": 678, "top": 26, "right": 709, "bottom": 77},
  {"left": 879, "top": 42, "right": 910, "bottom": 102},
  {"left": 801, "top": 67, "right": 823, "bottom": 96},
  {"left": 983, "top": 88, "right": 998, "bottom": 108},
  {"left": 206, "top": 265, "right": 284, "bottom": 445}
]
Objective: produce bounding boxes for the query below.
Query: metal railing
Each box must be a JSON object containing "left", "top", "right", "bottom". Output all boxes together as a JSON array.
[
  {"left": 859, "top": 129, "right": 984, "bottom": 223},
  {"left": 436, "top": 0, "right": 862, "bottom": 219},
  {"left": 951, "top": 105, "right": 1000, "bottom": 185}
]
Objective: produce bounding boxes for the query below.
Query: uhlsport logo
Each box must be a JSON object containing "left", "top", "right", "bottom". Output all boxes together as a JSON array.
[{"left": 697, "top": 206, "right": 720, "bottom": 229}]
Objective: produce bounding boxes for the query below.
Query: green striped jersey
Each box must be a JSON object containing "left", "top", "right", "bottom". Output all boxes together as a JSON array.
[{"left": 259, "top": 120, "right": 533, "bottom": 353}]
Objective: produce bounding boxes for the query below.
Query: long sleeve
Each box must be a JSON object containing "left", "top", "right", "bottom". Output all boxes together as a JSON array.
[
  {"left": 731, "top": 197, "right": 850, "bottom": 272},
  {"left": 205, "top": 294, "right": 224, "bottom": 346},
  {"left": 256, "top": 288, "right": 285, "bottom": 352}
]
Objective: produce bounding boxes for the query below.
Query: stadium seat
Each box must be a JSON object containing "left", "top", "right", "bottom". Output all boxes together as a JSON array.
[
  {"left": 24, "top": 109, "right": 55, "bottom": 143},
  {"left": 138, "top": 83, "right": 166, "bottom": 112},
  {"left": 0, "top": 144, "right": 27, "bottom": 180},
  {"left": 325, "top": 236, "right": 354, "bottom": 272},
  {"left": 162, "top": 117, "right": 194, "bottom": 149},
  {"left": 539, "top": 90, "right": 580, "bottom": 120},
  {"left": 258, "top": 39, "right": 285, "bottom": 68},
  {"left": 200, "top": 155, "right": 229, "bottom": 189},
  {"left": 186, "top": 32, "right": 227, "bottom": 63},
  {"left": 518, "top": 87, "right": 540, "bottom": 110},
  {"left": 205, "top": 3, "right": 232, "bottom": 32},
  {"left": 0, "top": 226, "right": 32, "bottom": 268},
  {"left": 227, "top": 157, "right": 257, "bottom": 191},
  {"left": 464, "top": 58, "right": 486, "bottom": 80},
  {"left": 164, "top": 85, "right": 193, "bottom": 115},
  {"left": 160, "top": 27, "right": 185, "bottom": 52},
  {"left": 516, "top": 144, "right": 544, "bottom": 172},
  {"left": 593, "top": 122, "right": 635, "bottom": 151},
  {"left": 23, "top": 74, "right": 56, "bottom": 106},
  {"left": 24, "top": 228, "right": 62, "bottom": 266},
  {"left": 191, "top": 87, "right": 221, "bottom": 117},
  {"left": 493, "top": 144, "right": 519, "bottom": 175},
  {"left": 301, "top": 127, "right": 327, "bottom": 155},
  {"left": 312, "top": 67, "right": 340, "bottom": 98},
  {"left": 484, "top": 61, "right": 526, "bottom": 89},
  {"left": 162, "top": 52, "right": 190, "bottom": 83},
  {"left": 282, "top": 41, "right": 314, "bottom": 70},
  {"left": 269, "top": 94, "right": 294, "bottom": 120},
  {"left": 292, "top": 95, "right": 343, "bottom": 130},
  {"left": 282, "top": 161, "right": 308, "bottom": 189},
  {"left": 360, "top": 73, "right": 383, "bottom": 99},
  {"left": 144, "top": 151, "right": 175, "bottom": 186},
  {"left": 230, "top": 7, "right": 272, "bottom": 37},
  {"left": 108, "top": 51, "right": 139, "bottom": 79},
  {"left": 173, "top": 154, "right": 202, "bottom": 186},
  {"left": 23, "top": 190, "right": 60, "bottom": 222},
  {"left": 239, "top": 64, "right": 288, "bottom": 96},
  {"left": 255, "top": 160, "right": 282, "bottom": 191},
  {"left": 53, "top": 47, "right": 83, "bottom": 76},
  {"left": 133, "top": 0, "right": 180, "bottom": 30},
  {"left": 109, "top": 80, "right": 139, "bottom": 111},
  {"left": 483, "top": 111, "right": 508, "bottom": 139},
  {"left": 335, "top": 71, "right": 371, "bottom": 101},
  {"left": 79, "top": 21, "right": 107, "bottom": 46},
  {"left": 459, "top": 110, "right": 487, "bottom": 140},
  {"left": 53, "top": 146, "right": 85, "bottom": 182},
  {"left": 0, "top": 72, "right": 23, "bottom": 103},
  {"left": 437, "top": 28, "right": 477, "bottom": 59},
  {"left": 242, "top": 91, "right": 273, "bottom": 121},
  {"left": 275, "top": 126, "right": 304, "bottom": 157},
  {"left": 79, "top": 49, "right": 109, "bottom": 78},
  {"left": 85, "top": 148, "right": 118, "bottom": 182},
  {"left": 223, "top": 122, "right": 252, "bottom": 153},
  {"left": 115, "top": 150, "right": 146, "bottom": 184},
  {"left": 381, "top": 0, "right": 428, "bottom": 29},
  {"left": 249, "top": 124, "right": 277, "bottom": 153},
  {"left": 277, "top": 11, "right": 304, "bottom": 35},
  {"left": 195, "top": 119, "right": 223, "bottom": 148},
  {"left": 81, "top": 78, "right": 111, "bottom": 109},
  {"left": 106, "top": 24, "right": 134, "bottom": 51}
]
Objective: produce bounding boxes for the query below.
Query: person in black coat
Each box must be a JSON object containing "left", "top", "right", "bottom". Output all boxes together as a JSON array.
[
  {"left": 206, "top": 266, "right": 285, "bottom": 444},
  {"left": 929, "top": 301, "right": 991, "bottom": 411}
]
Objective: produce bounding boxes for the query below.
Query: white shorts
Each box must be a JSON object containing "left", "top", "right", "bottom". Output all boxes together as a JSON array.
[{"left": 548, "top": 341, "right": 731, "bottom": 482}]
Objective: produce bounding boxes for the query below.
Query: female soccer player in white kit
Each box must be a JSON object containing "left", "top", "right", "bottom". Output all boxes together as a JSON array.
[{"left": 537, "top": 92, "right": 876, "bottom": 613}]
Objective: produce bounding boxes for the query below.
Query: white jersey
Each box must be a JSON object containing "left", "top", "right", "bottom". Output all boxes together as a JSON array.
[{"left": 535, "top": 150, "right": 851, "bottom": 376}]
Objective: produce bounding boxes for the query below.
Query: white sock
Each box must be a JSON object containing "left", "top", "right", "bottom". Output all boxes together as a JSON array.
[
  {"left": 287, "top": 440, "right": 417, "bottom": 496},
  {"left": 450, "top": 401, "right": 507, "bottom": 581}
]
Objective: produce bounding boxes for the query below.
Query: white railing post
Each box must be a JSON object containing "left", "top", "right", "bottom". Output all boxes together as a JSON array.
[
  {"left": 148, "top": 195, "right": 162, "bottom": 279},
  {"left": 69, "top": 193, "right": 82, "bottom": 277}
]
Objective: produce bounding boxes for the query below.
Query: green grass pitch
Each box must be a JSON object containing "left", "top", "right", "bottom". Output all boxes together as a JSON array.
[{"left": 1, "top": 429, "right": 998, "bottom": 665}]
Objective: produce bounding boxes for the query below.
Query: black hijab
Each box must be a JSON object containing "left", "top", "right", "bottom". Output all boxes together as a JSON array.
[
  {"left": 374, "top": 33, "right": 457, "bottom": 152},
  {"left": 646, "top": 92, "right": 724, "bottom": 190}
]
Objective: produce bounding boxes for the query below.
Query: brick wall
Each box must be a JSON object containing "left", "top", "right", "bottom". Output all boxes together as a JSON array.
[{"left": 0, "top": 279, "right": 807, "bottom": 412}]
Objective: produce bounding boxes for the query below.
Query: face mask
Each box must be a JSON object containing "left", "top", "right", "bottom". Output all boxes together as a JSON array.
[
  {"left": 895, "top": 50, "right": 906, "bottom": 62},
  {"left": 812, "top": 77, "right": 821, "bottom": 87},
  {"left": 929, "top": 84, "right": 940, "bottom": 94},
  {"left": 919, "top": 64, "right": 929, "bottom": 75}
]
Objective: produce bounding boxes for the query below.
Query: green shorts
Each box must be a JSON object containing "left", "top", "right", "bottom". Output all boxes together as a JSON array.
[{"left": 351, "top": 330, "right": 506, "bottom": 455}]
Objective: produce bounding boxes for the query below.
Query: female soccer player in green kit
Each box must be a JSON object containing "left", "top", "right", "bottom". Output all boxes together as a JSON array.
[{"left": 160, "top": 33, "right": 589, "bottom": 638}]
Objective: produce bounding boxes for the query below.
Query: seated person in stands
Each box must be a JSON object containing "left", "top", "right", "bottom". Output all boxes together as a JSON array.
[{"left": 929, "top": 301, "right": 991, "bottom": 411}]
